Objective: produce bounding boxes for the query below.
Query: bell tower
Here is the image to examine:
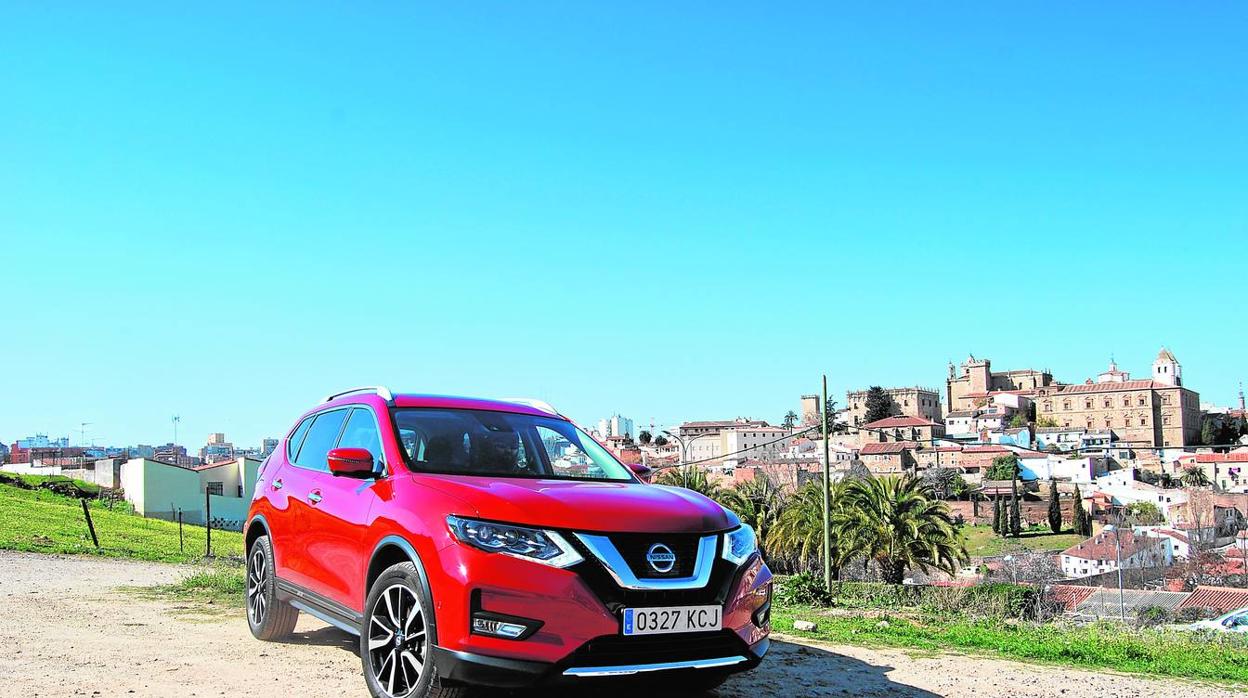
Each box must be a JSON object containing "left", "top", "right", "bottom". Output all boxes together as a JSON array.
[{"left": 1152, "top": 347, "right": 1181, "bottom": 387}]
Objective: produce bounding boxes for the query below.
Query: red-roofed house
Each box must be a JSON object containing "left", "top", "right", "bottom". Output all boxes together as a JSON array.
[
  {"left": 1177, "top": 586, "right": 1248, "bottom": 614},
  {"left": 858, "top": 415, "right": 945, "bottom": 448},
  {"left": 859, "top": 441, "right": 918, "bottom": 475},
  {"left": 1060, "top": 529, "right": 1171, "bottom": 579}
]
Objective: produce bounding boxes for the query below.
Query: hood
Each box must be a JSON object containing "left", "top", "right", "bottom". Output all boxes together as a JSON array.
[{"left": 415, "top": 474, "right": 737, "bottom": 534}]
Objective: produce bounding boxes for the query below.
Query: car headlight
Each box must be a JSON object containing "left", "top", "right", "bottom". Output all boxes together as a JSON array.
[
  {"left": 722, "top": 524, "right": 758, "bottom": 565},
  {"left": 446, "top": 516, "right": 584, "bottom": 568}
]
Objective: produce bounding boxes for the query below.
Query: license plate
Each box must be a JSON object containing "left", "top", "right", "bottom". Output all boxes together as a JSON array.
[{"left": 622, "top": 605, "right": 722, "bottom": 636}]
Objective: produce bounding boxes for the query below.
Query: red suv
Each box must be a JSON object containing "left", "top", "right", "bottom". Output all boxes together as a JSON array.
[{"left": 244, "top": 388, "right": 772, "bottom": 697}]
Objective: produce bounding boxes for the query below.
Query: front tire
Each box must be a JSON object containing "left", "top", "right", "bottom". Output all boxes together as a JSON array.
[
  {"left": 246, "top": 535, "right": 299, "bottom": 640},
  {"left": 361, "top": 561, "right": 464, "bottom": 698}
]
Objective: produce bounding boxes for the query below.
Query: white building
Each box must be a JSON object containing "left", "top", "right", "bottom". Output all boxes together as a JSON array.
[
  {"left": 1018, "top": 454, "right": 1101, "bottom": 484},
  {"left": 722, "top": 425, "right": 792, "bottom": 468},
  {"left": 118, "top": 457, "right": 261, "bottom": 530},
  {"left": 1060, "top": 529, "right": 1171, "bottom": 579},
  {"left": 596, "top": 414, "right": 635, "bottom": 440}
]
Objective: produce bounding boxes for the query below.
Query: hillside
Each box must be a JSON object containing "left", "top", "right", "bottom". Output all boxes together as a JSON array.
[{"left": 0, "top": 474, "right": 243, "bottom": 563}]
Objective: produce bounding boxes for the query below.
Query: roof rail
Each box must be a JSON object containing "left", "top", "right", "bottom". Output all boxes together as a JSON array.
[
  {"left": 503, "top": 397, "right": 561, "bottom": 416},
  {"left": 323, "top": 386, "right": 395, "bottom": 405}
]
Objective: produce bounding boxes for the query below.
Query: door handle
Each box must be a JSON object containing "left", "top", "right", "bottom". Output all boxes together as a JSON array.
[
  {"left": 308, "top": 491, "right": 323, "bottom": 504},
  {"left": 272, "top": 479, "right": 283, "bottom": 490}
]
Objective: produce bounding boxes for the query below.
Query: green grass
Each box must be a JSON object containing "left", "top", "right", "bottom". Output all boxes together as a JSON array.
[
  {"left": 134, "top": 565, "right": 247, "bottom": 609},
  {"left": 775, "top": 604, "right": 1248, "bottom": 684},
  {"left": 961, "top": 525, "right": 1084, "bottom": 557},
  {"left": 0, "top": 480, "right": 244, "bottom": 563}
]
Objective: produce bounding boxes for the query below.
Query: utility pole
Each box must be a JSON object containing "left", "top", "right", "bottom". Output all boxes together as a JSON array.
[
  {"left": 821, "top": 374, "right": 832, "bottom": 588},
  {"left": 172, "top": 415, "right": 181, "bottom": 445},
  {"left": 79, "top": 422, "right": 92, "bottom": 448}
]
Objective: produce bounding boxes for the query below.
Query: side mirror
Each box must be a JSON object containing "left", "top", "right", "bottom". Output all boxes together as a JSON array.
[
  {"left": 628, "top": 462, "right": 653, "bottom": 483},
  {"left": 327, "top": 447, "right": 376, "bottom": 478}
]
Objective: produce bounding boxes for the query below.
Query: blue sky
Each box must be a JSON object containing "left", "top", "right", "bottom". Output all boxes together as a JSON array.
[{"left": 2, "top": 3, "right": 1246, "bottom": 448}]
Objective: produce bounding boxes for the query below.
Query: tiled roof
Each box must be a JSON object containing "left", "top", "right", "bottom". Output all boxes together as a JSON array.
[
  {"left": 861, "top": 416, "right": 940, "bottom": 429},
  {"left": 1157, "top": 347, "right": 1178, "bottom": 363},
  {"left": 1195, "top": 452, "right": 1248, "bottom": 463},
  {"left": 945, "top": 410, "right": 980, "bottom": 418},
  {"left": 1062, "top": 530, "right": 1161, "bottom": 561},
  {"left": 859, "top": 441, "right": 916, "bottom": 455},
  {"left": 1154, "top": 529, "right": 1190, "bottom": 544},
  {"left": 1177, "top": 586, "right": 1248, "bottom": 614},
  {"left": 962, "top": 445, "right": 1011, "bottom": 454},
  {"left": 1046, "top": 380, "right": 1176, "bottom": 394},
  {"left": 1050, "top": 584, "right": 1096, "bottom": 612}
]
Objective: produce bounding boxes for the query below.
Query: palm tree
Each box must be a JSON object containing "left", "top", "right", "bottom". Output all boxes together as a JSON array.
[
  {"left": 1182, "top": 465, "right": 1211, "bottom": 488},
  {"left": 769, "top": 480, "right": 847, "bottom": 576},
  {"left": 832, "top": 475, "right": 967, "bottom": 585},
  {"left": 653, "top": 466, "right": 726, "bottom": 502},
  {"left": 720, "top": 477, "right": 787, "bottom": 561},
  {"left": 782, "top": 411, "right": 799, "bottom": 430}
]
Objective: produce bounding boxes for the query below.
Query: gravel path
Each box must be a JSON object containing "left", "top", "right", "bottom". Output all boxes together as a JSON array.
[{"left": 0, "top": 551, "right": 1240, "bottom": 698}]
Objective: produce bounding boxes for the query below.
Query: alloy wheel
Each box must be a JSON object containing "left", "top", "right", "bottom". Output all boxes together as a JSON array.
[
  {"left": 368, "top": 584, "right": 428, "bottom": 697},
  {"left": 247, "top": 548, "right": 268, "bottom": 625}
]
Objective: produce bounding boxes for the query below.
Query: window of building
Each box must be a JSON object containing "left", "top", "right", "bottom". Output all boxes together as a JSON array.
[
  {"left": 1162, "top": 395, "right": 1171, "bottom": 405},
  {"left": 206, "top": 481, "right": 224, "bottom": 496},
  {"left": 1138, "top": 395, "right": 1146, "bottom": 406},
  {"left": 1085, "top": 399, "right": 1093, "bottom": 409},
  {"left": 1063, "top": 400, "right": 1072, "bottom": 411},
  {"left": 1043, "top": 401, "right": 1052, "bottom": 411},
  {"left": 1103, "top": 398, "right": 1112, "bottom": 408},
  {"left": 1122, "top": 396, "right": 1130, "bottom": 407}
]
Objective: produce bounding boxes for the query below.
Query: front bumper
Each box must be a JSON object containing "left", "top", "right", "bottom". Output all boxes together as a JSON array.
[
  {"left": 432, "top": 635, "right": 770, "bottom": 688},
  {"left": 429, "top": 536, "right": 772, "bottom": 688}
]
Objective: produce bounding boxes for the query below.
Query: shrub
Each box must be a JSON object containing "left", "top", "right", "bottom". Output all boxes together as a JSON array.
[
  {"left": 776, "top": 573, "right": 832, "bottom": 606},
  {"left": 1175, "top": 606, "right": 1219, "bottom": 623},
  {"left": 1135, "top": 605, "right": 1172, "bottom": 628}
]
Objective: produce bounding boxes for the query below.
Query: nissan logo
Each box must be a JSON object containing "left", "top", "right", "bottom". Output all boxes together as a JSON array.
[{"left": 645, "top": 543, "right": 677, "bottom": 574}]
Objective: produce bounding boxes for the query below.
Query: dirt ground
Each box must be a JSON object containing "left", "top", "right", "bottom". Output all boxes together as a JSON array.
[{"left": 0, "top": 551, "right": 1240, "bottom": 698}]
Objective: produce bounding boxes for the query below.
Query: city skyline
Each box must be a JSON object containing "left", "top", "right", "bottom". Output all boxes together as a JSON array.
[{"left": 3, "top": 4, "right": 1246, "bottom": 446}]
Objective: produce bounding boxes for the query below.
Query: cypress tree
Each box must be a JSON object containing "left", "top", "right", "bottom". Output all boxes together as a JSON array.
[
  {"left": 992, "top": 496, "right": 1002, "bottom": 534},
  {"left": 1010, "top": 493, "right": 1022, "bottom": 537},
  {"left": 1072, "top": 484, "right": 1090, "bottom": 536},
  {"left": 1048, "top": 479, "right": 1062, "bottom": 533}
]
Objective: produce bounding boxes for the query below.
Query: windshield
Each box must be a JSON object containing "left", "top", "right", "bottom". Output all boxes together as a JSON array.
[{"left": 392, "top": 408, "right": 635, "bottom": 482}]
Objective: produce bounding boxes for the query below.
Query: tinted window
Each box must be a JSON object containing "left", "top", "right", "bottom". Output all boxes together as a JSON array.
[
  {"left": 286, "top": 417, "right": 313, "bottom": 460},
  {"left": 337, "top": 407, "right": 383, "bottom": 470},
  {"left": 294, "top": 409, "right": 349, "bottom": 472}
]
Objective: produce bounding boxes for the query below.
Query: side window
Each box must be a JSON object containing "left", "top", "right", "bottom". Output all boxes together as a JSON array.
[
  {"left": 535, "top": 426, "right": 605, "bottom": 479},
  {"left": 338, "top": 408, "right": 384, "bottom": 470},
  {"left": 287, "top": 417, "right": 313, "bottom": 461},
  {"left": 294, "top": 409, "right": 349, "bottom": 472}
]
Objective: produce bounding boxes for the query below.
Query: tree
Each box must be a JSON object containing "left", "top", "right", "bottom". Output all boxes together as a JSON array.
[
  {"left": 1036, "top": 416, "right": 1060, "bottom": 428},
  {"left": 1202, "top": 417, "right": 1218, "bottom": 446},
  {"left": 770, "top": 480, "right": 846, "bottom": 576},
  {"left": 638, "top": 430, "right": 652, "bottom": 445},
  {"left": 1182, "top": 465, "right": 1211, "bottom": 488},
  {"left": 720, "top": 478, "right": 786, "bottom": 562},
  {"left": 1072, "top": 484, "right": 1092, "bottom": 536},
  {"left": 1048, "top": 479, "right": 1062, "bottom": 533},
  {"left": 985, "top": 454, "right": 1020, "bottom": 481},
  {"left": 1008, "top": 413, "right": 1029, "bottom": 429},
  {"left": 1124, "top": 501, "right": 1164, "bottom": 525},
  {"left": 831, "top": 475, "right": 968, "bottom": 585},
  {"left": 824, "top": 398, "right": 848, "bottom": 435},
  {"left": 1009, "top": 489, "right": 1022, "bottom": 538},
  {"left": 921, "top": 466, "right": 958, "bottom": 500},
  {"left": 782, "top": 411, "right": 799, "bottom": 430},
  {"left": 653, "top": 435, "right": 668, "bottom": 447},
  {"left": 653, "top": 466, "right": 725, "bottom": 501},
  {"left": 862, "top": 387, "right": 893, "bottom": 425}
]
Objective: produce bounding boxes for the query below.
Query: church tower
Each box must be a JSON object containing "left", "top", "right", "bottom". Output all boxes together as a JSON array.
[{"left": 1153, "top": 347, "right": 1182, "bottom": 387}]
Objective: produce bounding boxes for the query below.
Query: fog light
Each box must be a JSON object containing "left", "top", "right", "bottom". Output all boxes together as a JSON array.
[
  {"left": 752, "top": 600, "right": 772, "bottom": 628},
  {"left": 472, "top": 617, "right": 528, "bottom": 639}
]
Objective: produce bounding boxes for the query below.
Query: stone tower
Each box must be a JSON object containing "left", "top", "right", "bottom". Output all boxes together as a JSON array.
[{"left": 1153, "top": 347, "right": 1182, "bottom": 387}]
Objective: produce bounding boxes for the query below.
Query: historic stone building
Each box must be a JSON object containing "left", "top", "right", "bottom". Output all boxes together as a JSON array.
[
  {"left": 1033, "top": 348, "right": 1201, "bottom": 448},
  {"left": 845, "top": 386, "right": 942, "bottom": 427},
  {"left": 946, "top": 355, "right": 1055, "bottom": 413}
]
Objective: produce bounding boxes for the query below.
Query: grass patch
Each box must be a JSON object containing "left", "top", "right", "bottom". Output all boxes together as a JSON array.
[
  {"left": 135, "top": 565, "right": 247, "bottom": 609},
  {"left": 776, "top": 604, "right": 1248, "bottom": 684},
  {"left": 0, "top": 481, "right": 244, "bottom": 563},
  {"left": 961, "top": 524, "right": 1084, "bottom": 557}
]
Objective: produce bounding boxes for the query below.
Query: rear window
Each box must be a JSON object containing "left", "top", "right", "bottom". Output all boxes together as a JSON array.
[{"left": 393, "top": 408, "right": 633, "bottom": 482}]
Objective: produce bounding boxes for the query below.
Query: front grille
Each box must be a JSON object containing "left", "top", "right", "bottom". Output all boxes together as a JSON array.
[
  {"left": 607, "top": 533, "right": 704, "bottom": 579},
  {"left": 563, "top": 629, "right": 747, "bottom": 667}
]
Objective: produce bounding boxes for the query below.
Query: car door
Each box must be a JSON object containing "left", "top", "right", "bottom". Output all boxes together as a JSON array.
[
  {"left": 281, "top": 408, "right": 351, "bottom": 593},
  {"left": 301, "top": 406, "right": 386, "bottom": 611}
]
